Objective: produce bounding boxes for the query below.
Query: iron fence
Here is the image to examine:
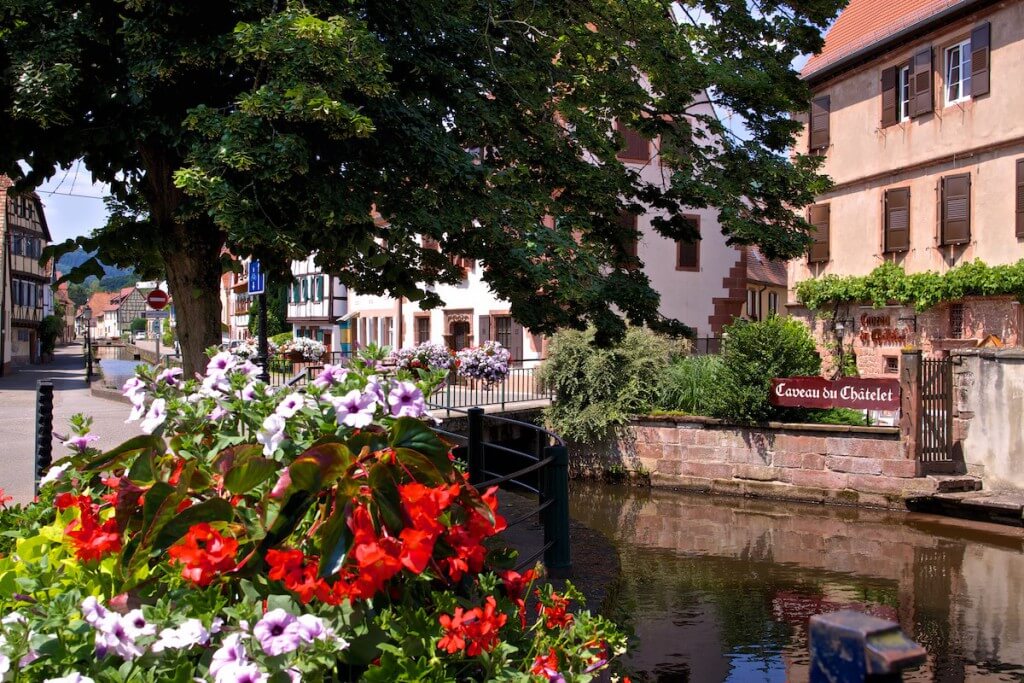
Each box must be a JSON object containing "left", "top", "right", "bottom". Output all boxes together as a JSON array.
[
  {"left": 692, "top": 336, "right": 723, "bottom": 355},
  {"left": 435, "top": 407, "right": 570, "bottom": 573},
  {"left": 429, "top": 359, "right": 551, "bottom": 412}
]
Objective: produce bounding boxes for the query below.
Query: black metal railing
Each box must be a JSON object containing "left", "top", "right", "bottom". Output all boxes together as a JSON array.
[
  {"left": 429, "top": 359, "right": 552, "bottom": 412},
  {"left": 692, "top": 336, "right": 723, "bottom": 355},
  {"left": 269, "top": 351, "right": 354, "bottom": 387},
  {"left": 435, "top": 407, "right": 570, "bottom": 573}
]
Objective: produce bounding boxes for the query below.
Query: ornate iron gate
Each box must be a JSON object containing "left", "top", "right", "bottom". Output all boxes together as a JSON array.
[{"left": 919, "top": 357, "right": 954, "bottom": 470}]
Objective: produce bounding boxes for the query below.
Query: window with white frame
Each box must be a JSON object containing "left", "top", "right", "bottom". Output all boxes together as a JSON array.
[
  {"left": 945, "top": 39, "right": 972, "bottom": 105},
  {"left": 768, "top": 291, "right": 779, "bottom": 315},
  {"left": 898, "top": 65, "right": 911, "bottom": 121}
]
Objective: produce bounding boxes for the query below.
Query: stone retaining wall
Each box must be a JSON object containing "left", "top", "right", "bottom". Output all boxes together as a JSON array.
[{"left": 585, "top": 416, "right": 936, "bottom": 509}]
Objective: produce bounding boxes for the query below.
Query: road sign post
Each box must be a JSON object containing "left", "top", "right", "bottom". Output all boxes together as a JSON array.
[
  {"left": 147, "top": 289, "right": 170, "bottom": 366},
  {"left": 248, "top": 261, "right": 270, "bottom": 383}
]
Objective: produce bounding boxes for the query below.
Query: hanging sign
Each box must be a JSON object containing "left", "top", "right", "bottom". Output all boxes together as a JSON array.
[{"left": 770, "top": 377, "right": 901, "bottom": 411}]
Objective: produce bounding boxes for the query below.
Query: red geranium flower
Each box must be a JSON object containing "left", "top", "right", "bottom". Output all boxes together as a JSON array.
[
  {"left": 437, "top": 597, "right": 508, "bottom": 657},
  {"left": 167, "top": 522, "right": 238, "bottom": 587},
  {"left": 537, "top": 591, "right": 574, "bottom": 629}
]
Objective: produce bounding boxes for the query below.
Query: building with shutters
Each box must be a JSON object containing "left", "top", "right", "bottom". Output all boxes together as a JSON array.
[
  {"left": 285, "top": 255, "right": 351, "bottom": 353},
  {"left": 788, "top": 0, "right": 1024, "bottom": 375}
]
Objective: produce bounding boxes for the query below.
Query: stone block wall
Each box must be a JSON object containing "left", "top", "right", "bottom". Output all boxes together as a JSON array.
[{"left": 588, "top": 416, "right": 936, "bottom": 509}]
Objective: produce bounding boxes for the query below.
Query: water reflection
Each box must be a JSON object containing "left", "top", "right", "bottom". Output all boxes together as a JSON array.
[
  {"left": 93, "top": 345, "right": 145, "bottom": 388},
  {"left": 571, "top": 483, "right": 1024, "bottom": 682}
]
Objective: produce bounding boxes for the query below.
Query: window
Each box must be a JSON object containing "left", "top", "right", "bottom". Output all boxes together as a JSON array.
[
  {"left": 11, "top": 235, "right": 22, "bottom": 256},
  {"left": 941, "top": 174, "right": 971, "bottom": 245},
  {"left": 884, "top": 356, "right": 899, "bottom": 374},
  {"left": 945, "top": 39, "right": 972, "bottom": 105},
  {"left": 1016, "top": 158, "right": 1024, "bottom": 238},
  {"left": 618, "top": 210, "right": 640, "bottom": 268},
  {"left": 415, "top": 316, "right": 431, "bottom": 344},
  {"left": 494, "top": 316, "right": 513, "bottom": 349},
  {"left": 316, "top": 276, "right": 324, "bottom": 301},
  {"left": 808, "top": 204, "right": 830, "bottom": 263},
  {"left": 615, "top": 120, "right": 649, "bottom": 162},
  {"left": 950, "top": 303, "right": 964, "bottom": 339},
  {"left": 899, "top": 65, "right": 911, "bottom": 121},
  {"left": 675, "top": 216, "right": 700, "bottom": 271},
  {"left": 809, "top": 95, "right": 830, "bottom": 152},
  {"left": 768, "top": 292, "right": 779, "bottom": 315},
  {"left": 746, "top": 289, "right": 760, "bottom": 321},
  {"left": 301, "top": 279, "right": 308, "bottom": 301},
  {"left": 884, "top": 187, "right": 910, "bottom": 252}
]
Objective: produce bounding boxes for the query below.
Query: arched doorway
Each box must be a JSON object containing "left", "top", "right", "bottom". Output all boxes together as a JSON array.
[{"left": 450, "top": 320, "right": 471, "bottom": 351}]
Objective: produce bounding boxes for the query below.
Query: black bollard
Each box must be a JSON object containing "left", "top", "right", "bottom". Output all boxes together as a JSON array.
[
  {"left": 809, "top": 610, "right": 926, "bottom": 683},
  {"left": 34, "top": 380, "right": 55, "bottom": 494}
]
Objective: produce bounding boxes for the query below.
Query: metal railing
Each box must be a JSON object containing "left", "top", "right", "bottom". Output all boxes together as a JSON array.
[
  {"left": 692, "top": 336, "right": 723, "bottom": 355},
  {"left": 268, "top": 351, "right": 353, "bottom": 387},
  {"left": 434, "top": 407, "right": 570, "bottom": 573},
  {"left": 429, "top": 359, "right": 552, "bottom": 412}
]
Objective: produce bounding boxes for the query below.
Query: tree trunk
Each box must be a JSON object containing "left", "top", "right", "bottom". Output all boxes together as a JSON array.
[{"left": 162, "top": 223, "right": 223, "bottom": 377}]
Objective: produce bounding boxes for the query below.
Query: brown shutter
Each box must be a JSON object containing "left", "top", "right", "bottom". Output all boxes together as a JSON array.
[
  {"left": 910, "top": 46, "right": 933, "bottom": 117},
  {"left": 809, "top": 95, "right": 830, "bottom": 152},
  {"left": 881, "top": 66, "right": 898, "bottom": 127},
  {"left": 971, "top": 22, "right": 991, "bottom": 97},
  {"left": 808, "top": 204, "right": 830, "bottom": 263},
  {"left": 478, "top": 315, "right": 491, "bottom": 343},
  {"left": 884, "top": 187, "right": 911, "bottom": 252},
  {"left": 1015, "top": 159, "right": 1024, "bottom": 238},
  {"left": 616, "top": 121, "right": 649, "bottom": 161},
  {"left": 676, "top": 216, "right": 700, "bottom": 269},
  {"left": 941, "top": 174, "right": 971, "bottom": 245},
  {"left": 509, "top": 320, "right": 524, "bottom": 363}
]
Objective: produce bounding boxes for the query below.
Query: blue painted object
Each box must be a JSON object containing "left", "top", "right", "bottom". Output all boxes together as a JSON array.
[{"left": 809, "top": 610, "right": 926, "bottom": 683}]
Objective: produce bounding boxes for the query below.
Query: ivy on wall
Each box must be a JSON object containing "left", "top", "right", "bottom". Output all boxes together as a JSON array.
[{"left": 795, "top": 260, "right": 1024, "bottom": 312}]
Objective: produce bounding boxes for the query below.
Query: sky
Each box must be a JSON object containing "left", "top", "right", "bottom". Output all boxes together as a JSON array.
[{"left": 34, "top": 165, "right": 110, "bottom": 244}]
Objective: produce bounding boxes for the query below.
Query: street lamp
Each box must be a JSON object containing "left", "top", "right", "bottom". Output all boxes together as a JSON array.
[{"left": 82, "top": 308, "right": 93, "bottom": 381}]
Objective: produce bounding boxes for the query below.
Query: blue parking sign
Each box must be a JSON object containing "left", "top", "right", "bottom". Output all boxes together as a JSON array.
[{"left": 247, "top": 260, "right": 265, "bottom": 295}]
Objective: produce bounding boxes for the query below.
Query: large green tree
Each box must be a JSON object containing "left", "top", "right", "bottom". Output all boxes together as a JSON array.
[{"left": 0, "top": 0, "right": 838, "bottom": 374}]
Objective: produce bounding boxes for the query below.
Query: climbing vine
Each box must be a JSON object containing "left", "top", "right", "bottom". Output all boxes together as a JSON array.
[{"left": 795, "top": 260, "right": 1024, "bottom": 312}]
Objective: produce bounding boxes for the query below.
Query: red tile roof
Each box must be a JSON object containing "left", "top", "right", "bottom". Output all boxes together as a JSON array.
[{"left": 802, "top": 0, "right": 968, "bottom": 78}]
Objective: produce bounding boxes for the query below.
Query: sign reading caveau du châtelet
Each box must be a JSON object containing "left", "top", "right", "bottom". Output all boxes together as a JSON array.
[{"left": 770, "top": 377, "right": 901, "bottom": 411}]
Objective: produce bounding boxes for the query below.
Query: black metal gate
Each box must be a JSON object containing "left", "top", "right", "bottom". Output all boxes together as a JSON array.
[{"left": 919, "top": 357, "right": 954, "bottom": 470}]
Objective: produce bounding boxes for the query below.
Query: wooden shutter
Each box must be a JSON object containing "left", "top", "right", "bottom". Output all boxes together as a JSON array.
[
  {"left": 616, "top": 121, "right": 649, "bottom": 161},
  {"left": 808, "top": 204, "right": 830, "bottom": 263},
  {"left": 618, "top": 210, "right": 639, "bottom": 267},
  {"left": 884, "top": 187, "right": 911, "bottom": 252},
  {"left": 881, "top": 66, "right": 898, "bottom": 127},
  {"left": 478, "top": 315, "right": 491, "bottom": 343},
  {"left": 910, "top": 46, "right": 933, "bottom": 117},
  {"left": 509, "top": 320, "right": 524, "bottom": 363},
  {"left": 1015, "top": 159, "right": 1024, "bottom": 238},
  {"left": 676, "top": 216, "right": 700, "bottom": 269},
  {"left": 941, "top": 174, "right": 971, "bottom": 245},
  {"left": 971, "top": 22, "right": 990, "bottom": 97},
  {"left": 809, "top": 95, "right": 830, "bottom": 151}
]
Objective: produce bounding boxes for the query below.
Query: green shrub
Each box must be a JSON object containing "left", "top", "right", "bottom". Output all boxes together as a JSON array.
[
  {"left": 540, "top": 326, "right": 681, "bottom": 443},
  {"left": 271, "top": 331, "right": 294, "bottom": 346},
  {"left": 130, "top": 317, "right": 147, "bottom": 333},
  {"left": 808, "top": 408, "right": 869, "bottom": 426},
  {"left": 710, "top": 316, "right": 821, "bottom": 423},
  {"left": 656, "top": 355, "right": 724, "bottom": 416},
  {"left": 39, "top": 314, "right": 63, "bottom": 354}
]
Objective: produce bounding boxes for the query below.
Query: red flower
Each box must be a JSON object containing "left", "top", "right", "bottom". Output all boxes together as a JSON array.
[
  {"left": 62, "top": 495, "right": 120, "bottom": 562},
  {"left": 0, "top": 488, "right": 10, "bottom": 508},
  {"left": 500, "top": 568, "right": 537, "bottom": 626},
  {"left": 531, "top": 647, "right": 561, "bottom": 678},
  {"left": 167, "top": 523, "right": 238, "bottom": 587},
  {"left": 537, "top": 592, "right": 573, "bottom": 629},
  {"left": 437, "top": 597, "right": 508, "bottom": 657}
]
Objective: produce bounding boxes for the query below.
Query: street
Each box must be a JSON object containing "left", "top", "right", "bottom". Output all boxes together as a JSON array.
[{"left": 0, "top": 344, "right": 142, "bottom": 505}]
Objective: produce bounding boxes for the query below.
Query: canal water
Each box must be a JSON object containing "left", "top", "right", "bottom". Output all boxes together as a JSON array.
[
  {"left": 93, "top": 345, "right": 146, "bottom": 388},
  {"left": 571, "top": 483, "right": 1024, "bottom": 682}
]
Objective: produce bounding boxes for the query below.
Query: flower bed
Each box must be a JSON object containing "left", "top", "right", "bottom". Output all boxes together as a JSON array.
[
  {"left": 230, "top": 339, "right": 279, "bottom": 360},
  {"left": 279, "top": 337, "right": 326, "bottom": 362},
  {"left": 388, "top": 341, "right": 457, "bottom": 375},
  {"left": 0, "top": 349, "right": 625, "bottom": 681},
  {"left": 457, "top": 341, "right": 511, "bottom": 387}
]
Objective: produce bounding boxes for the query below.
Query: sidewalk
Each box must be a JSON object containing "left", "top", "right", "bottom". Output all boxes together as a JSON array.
[{"left": 0, "top": 345, "right": 141, "bottom": 505}]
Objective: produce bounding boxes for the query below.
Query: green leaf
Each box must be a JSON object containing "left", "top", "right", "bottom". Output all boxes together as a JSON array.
[
  {"left": 392, "top": 447, "right": 443, "bottom": 484},
  {"left": 388, "top": 418, "right": 449, "bottom": 461},
  {"left": 318, "top": 496, "right": 351, "bottom": 579},
  {"left": 86, "top": 435, "right": 166, "bottom": 472},
  {"left": 224, "top": 457, "right": 278, "bottom": 495},
  {"left": 288, "top": 443, "right": 353, "bottom": 493}
]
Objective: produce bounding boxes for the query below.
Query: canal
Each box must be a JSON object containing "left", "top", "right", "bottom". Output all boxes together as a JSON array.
[
  {"left": 92, "top": 345, "right": 146, "bottom": 388},
  {"left": 571, "top": 482, "right": 1024, "bottom": 682}
]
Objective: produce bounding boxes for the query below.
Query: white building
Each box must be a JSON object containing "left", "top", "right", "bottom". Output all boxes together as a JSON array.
[{"left": 285, "top": 255, "right": 349, "bottom": 353}]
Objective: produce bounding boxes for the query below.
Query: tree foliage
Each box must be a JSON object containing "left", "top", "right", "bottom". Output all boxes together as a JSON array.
[
  {"left": 0, "top": 0, "right": 841, "bottom": 373},
  {"left": 540, "top": 326, "right": 685, "bottom": 443},
  {"left": 796, "top": 260, "right": 1024, "bottom": 312}
]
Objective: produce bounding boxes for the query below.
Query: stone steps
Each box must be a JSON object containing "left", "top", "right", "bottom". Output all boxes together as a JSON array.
[{"left": 928, "top": 474, "right": 984, "bottom": 493}]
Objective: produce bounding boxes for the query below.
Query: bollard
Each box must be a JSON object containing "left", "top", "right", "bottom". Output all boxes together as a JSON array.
[
  {"left": 467, "top": 407, "right": 484, "bottom": 485},
  {"left": 542, "top": 444, "right": 571, "bottom": 574},
  {"left": 809, "top": 610, "right": 926, "bottom": 683},
  {"left": 34, "top": 380, "right": 55, "bottom": 494}
]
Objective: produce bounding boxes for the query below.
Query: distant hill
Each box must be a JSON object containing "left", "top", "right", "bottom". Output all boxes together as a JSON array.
[{"left": 56, "top": 248, "right": 137, "bottom": 291}]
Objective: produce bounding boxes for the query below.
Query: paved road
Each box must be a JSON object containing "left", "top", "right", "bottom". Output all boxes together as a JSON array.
[{"left": 0, "top": 345, "right": 141, "bottom": 505}]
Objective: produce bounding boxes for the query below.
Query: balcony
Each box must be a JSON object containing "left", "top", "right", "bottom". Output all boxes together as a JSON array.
[{"left": 11, "top": 304, "right": 43, "bottom": 324}]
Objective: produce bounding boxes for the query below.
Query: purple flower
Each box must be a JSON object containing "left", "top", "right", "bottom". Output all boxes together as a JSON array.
[
  {"left": 388, "top": 381, "right": 426, "bottom": 418},
  {"left": 209, "top": 405, "right": 229, "bottom": 421},
  {"left": 329, "top": 390, "right": 378, "bottom": 429},
  {"left": 93, "top": 612, "right": 143, "bottom": 660},
  {"left": 140, "top": 398, "right": 167, "bottom": 434},
  {"left": 80, "top": 597, "right": 108, "bottom": 626},
  {"left": 43, "top": 675, "right": 95, "bottom": 683},
  {"left": 364, "top": 376, "right": 387, "bottom": 405},
  {"left": 120, "top": 609, "right": 156, "bottom": 640},
  {"left": 38, "top": 462, "right": 70, "bottom": 487},
  {"left": 236, "top": 360, "right": 260, "bottom": 377},
  {"left": 240, "top": 383, "right": 258, "bottom": 401},
  {"left": 121, "top": 377, "right": 146, "bottom": 402},
  {"left": 275, "top": 392, "right": 306, "bottom": 419},
  {"left": 201, "top": 372, "right": 231, "bottom": 396},
  {"left": 151, "top": 619, "right": 211, "bottom": 652},
  {"left": 295, "top": 614, "right": 329, "bottom": 643},
  {"left": 64, "top": 434, "right": 100, "bottom": 453},
  {"left": 206, "top": 351, "right": 238, "bottom": 377},
  {"left": 252, "top": 609, "right": 302, "bottom": 656},
  {"left": 256, "top": 414, "right": 287, "bottom": 456},
  {"left": 210, "top": 633, "right": 248, "bottom": 680},
  {"left": 156, "top": 367, "right": 183, "bottom": 386},
  {"left": 269, "top": 469, "right": 292, "bottom": 499},
  {"left": 313, "top": 363, "right": 348, "bottom": 388},
  {"left": 216, "top": 662, "right": 268, "bottom": 683}
]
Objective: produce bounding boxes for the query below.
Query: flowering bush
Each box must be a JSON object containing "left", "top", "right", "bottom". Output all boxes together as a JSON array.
[
  {"left": 279, "top": 337, "right": 326, "bottom": 362},
  {"left": 457, "top": 341, "right": 512, "bottom": 387},
  {"left": 388, "top": 341, "right": 456, "bottom": 374},
  {"left": 0, "top": 349, "right": 626, "bottom": 681},
  {"left": 231, "top": 339, "right": 279, "bottom": 360}
]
